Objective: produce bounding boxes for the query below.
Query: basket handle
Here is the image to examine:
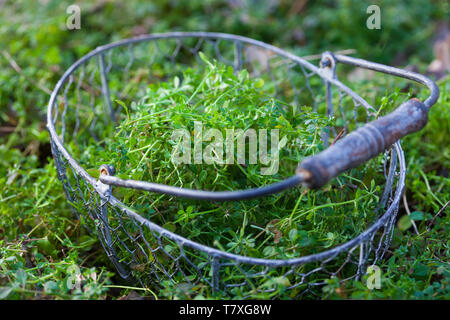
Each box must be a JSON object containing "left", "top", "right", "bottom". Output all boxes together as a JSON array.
[{"left": 297, "top": 98, "right": 428, "bottom": 189}]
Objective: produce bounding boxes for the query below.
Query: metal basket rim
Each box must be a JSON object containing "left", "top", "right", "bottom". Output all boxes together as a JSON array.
[{"left": 47, "top": 32, "right": 411, "bottom": 267}]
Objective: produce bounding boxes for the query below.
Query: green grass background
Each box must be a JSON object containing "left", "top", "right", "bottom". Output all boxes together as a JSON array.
[{"left": 0, "top": 0, "right": 448, "bottom": 299}]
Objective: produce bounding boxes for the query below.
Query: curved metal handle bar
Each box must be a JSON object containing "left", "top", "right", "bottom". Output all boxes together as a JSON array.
[
  {"left": 334, "top": 54, "right": 439, "bottom": 109},
  {"left": 99, "top": 174, "right": 304, "bottom": 201}
]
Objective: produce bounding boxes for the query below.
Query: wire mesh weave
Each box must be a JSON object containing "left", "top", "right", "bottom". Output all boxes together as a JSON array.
[{"left": 46, "top": 32, "right": 416, "bottom": 298}]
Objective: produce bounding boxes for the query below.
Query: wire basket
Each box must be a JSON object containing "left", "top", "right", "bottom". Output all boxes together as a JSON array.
[{"left": 47, "top": 32, "right": 438, "bottom": 298}]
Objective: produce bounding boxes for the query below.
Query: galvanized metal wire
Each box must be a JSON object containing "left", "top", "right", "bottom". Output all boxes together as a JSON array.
[{"left": 47, "top": 32, "right": 437, "bottom": 298}]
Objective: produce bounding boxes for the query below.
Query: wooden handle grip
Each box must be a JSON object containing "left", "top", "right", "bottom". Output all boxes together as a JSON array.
[{"left": 298, "top": 98, "right": 428, "bottom": 189}]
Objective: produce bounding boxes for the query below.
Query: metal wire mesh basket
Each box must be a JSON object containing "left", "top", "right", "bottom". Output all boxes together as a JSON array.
[{"left": 47, "top": 32, "right": 438, "bottom": 298}]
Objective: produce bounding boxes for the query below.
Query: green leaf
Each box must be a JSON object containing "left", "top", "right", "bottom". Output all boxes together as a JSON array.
[
  {"left": 238, "top": 69, "right": 249, "bottom": 83},
  {"left": 273, "top": 276, "right": 291, "bottom": 287},
  {"left": 254, "top": 78, "right": 264, "bottom": 88},
  {"left": 78, "top": 235, "right": 96, "bottom": 250},
  {"left": 413, "top": 263, "right": 429, "bottom": 278},
  {"left": 198, "top": 51, "right": 213, "bottom": 68},
  {"left": 397, "top": 215, "right": 412, "bottom": 232},
  {"left": 288, "top": 229, "right": 297, "bottom": 241},
  {"left": 297, "top": 230, "right": 313, "bottom": 247},
  {"left": 115, "top": 99, "right": 129, "bottom": 120},
  {"left": 37, "top": 237, "right": 57, "bottom": 257},
  {"left": 44, "top": 281, "right": 59, "bottom": 293},
  {"left": 410, "top": 211, "right": 424, "bottom": 221},
  {"left": 162, "top": 222, "right": 176, "bottom": 233},
  {"left": 0, "top": 287, "right": 13, "bottom": 299},
  {"left": 263, "top": 246, "right": 275, "bottom": 256},
  {"left": 15, "top": 269, "right": 27, "bottom": 286},
  {"left": 173, "top": 76, "right": 180, "bottom": 88}
]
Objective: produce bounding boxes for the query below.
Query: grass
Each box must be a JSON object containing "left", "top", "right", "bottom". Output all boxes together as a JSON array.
[
  {"left": 0, "top": 148, "right": 114, "bottom": 299},
  {"left": 0, "top": 0, "right": 448, "bottom": 299}
]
